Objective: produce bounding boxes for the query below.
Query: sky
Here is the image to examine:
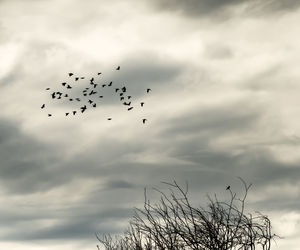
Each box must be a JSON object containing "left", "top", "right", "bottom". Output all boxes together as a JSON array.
[{"left": 0, "top": 0, "right": 300, "bottom": 249}]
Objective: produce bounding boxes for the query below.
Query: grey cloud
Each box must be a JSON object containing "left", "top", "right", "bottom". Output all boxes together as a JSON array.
[{"left": 149, "top": 0, "right": 300, "bottom": 18}]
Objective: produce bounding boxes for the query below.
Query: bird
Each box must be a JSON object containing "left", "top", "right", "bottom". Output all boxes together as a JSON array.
[
  {"left": 122, "top": 87, "right": 126, "bottom": 92},
  {"left": 72, "top": 111, "right": 76, "bottom": 115},
  {"left": 102, "top": 84, "right": 106, "bottom": 88},
  {"left": 68, "top": 73, "right": 73, "bottom": 77},
  {"left": 99, "top": 96, "right": 103, "bottom": 98},
  {"left": 48, "top": 114, "right": 52, "bottom": 117},
  {"left": 76, "top": 98, "right": 81, "bottom": 102},
  {"left": 90, "top": 77, "right": 94, "bottom": 82},
  {"left": 89, "top": 90, "right": 97, "bottom": 95},
  {"left": 69, "top": 98, "right": 73, "bottom": 101},
  {"left": 120, "top": 97, "right": 124, "bottom": 101},
  {"left": 93, "top": 84, "right": 98, "bottom": 88},
  {"left": 80, "top": 105, "right": 87, "bottom": 113},
  {"left": 51, "top": 92, "right": 56, "bottom": 99},
  {"left": 67, "top": 85, "right": 72, "bottom": 89},
  {"left": 119, "top": 93, "right": 124, "bottom": 96},
  {"left": 128, "top": 107, "right": 133, "bottom": 111},
  {"left": 147, "top": 88, "right": 151, "bottom": 93},
  {"left": 75, "top": 77, "right": 79, "bottom": 81},
  {"left": 93, "top": 103, "right": 96, "bottom": 108},
  {"left": 108, "top": 81, "right": 112, "bottom": 86},
  {"left": 123, "top": 101, "right": 131, "bottom": 106},
  {"left": 46, "top": 88, "right": 50, "bottom": 90},
  {"left": 128, "top": 96, "right": 131, "bottom": 99},
  {"left": 108, "top": 118, "right": 112, "bottom": 120},
  {"left": 115, "top": 88, "right": 119, "bottom": 92},
  {"left": 80, "top": 77, "right": 85, "bottom": 79},
  {"left": 65, "top": 112, "right": 69, "bottom": 116},
  {"left": 88, "top": 100, "right": 93, "bottom": 104},
  {"left": 141, "top": 102, "right": 144, "bottom": 107},
  {"left": 226, "top": 186, "right": 231, "bottom": 190},
  {"left": 97, "top": 72, "right": 101, "bottom": 75},
  {"left": 83, "top": 94, "right": 87, "bottom": 96},
  {"left": 62, "top": 82, "right": 67, "bottom": 86},
  {"left": 64, "top": 94, "right": 68, "bottom": 97},
  {"left": 116, "top": 66, "right": 120, "bottom": 70},
  {"left": 41, "top": 104, "right": 45, "bottom": 109},
  {"left": 142, "top": 119, "right": 147, "bottom": 124}
]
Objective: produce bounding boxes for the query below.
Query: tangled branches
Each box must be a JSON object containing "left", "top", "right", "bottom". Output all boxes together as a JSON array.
[{"left": 96, "top": 178, "right": 278, "bottom": 250}]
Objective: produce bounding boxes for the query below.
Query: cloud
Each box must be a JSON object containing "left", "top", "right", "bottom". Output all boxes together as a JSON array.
[{"left": 149, "top": 0, "right": 300, "bottom": 19}]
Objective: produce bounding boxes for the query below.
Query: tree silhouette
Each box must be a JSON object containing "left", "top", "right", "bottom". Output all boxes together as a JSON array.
[{"left": 96, "top": 178, "right": 279, "bottom": 250}]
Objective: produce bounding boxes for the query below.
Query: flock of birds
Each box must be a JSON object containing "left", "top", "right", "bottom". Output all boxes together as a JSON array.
[{"left": 41, "top": 66, "right": 151, "bottom": 124}]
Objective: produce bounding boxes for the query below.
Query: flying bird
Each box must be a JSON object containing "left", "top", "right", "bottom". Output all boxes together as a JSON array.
[
  {"left": 97, "top": 72, "right": 101, "bottom": 75},
  {"left": 128, "top": 107, "right": 133, "bottom": 111},
  {"left": 115, "top": 88, "right": 119, "bottom": 92},
  {"left": 88, "top": 99, "right": 93, "bottom": 104},
  {"left": 108, "top": 118, "right": 112, "bottom": 120},
  {"left": 93, "top": 103, "right": 96, "bottom": 108},
  {"left": 120, "top": 97, "right": 124, "bottom": 101},
  {"left": 62, "top": 82, "right": 67, "bottom": 86},
  {"left": 48, "top": 114, "right": 52, "bottom": 117},
  {"left": 141, "top": 102, "right": 144, "bottom": 107},
  {"left": 69, "top": 98, "right": 73, "bottom": 101},
  {"left": 102, "top": 84, "right": 106, "bottom": 88},
  {"left": 119, "top": 93, "right": 124, "bottom": 96},
  {"left": 128, "top": 96, "right": 131, "bottom": 99},
  {"left": 72, "top": 111, "right": 77, "bottom": 115},
  {"left": 68, "top": 73, "right": 73, "bottom": 77},
  {"left": 147, "top": 88, "right": 151, "bottom": 93},
  {"left": 226, "top": 186, "right": 231, "bottom": 190},
  {"left": 99, "top": 96, "right": 103, "bottom": 98},
  {"left": 142, "top": 119, "right": 147, "bottom": 124},
  {"left": 51, "top": 92, "right": 56, "bottom": 99},
  {"left": 93, "top": 84, "right": 98, "bottom": 88},
  {"left": 75, "top": 77, "right": 79, "bottom": 81},
  {"left": 89, "top": 90, "right": 97, "bottom": 95},
  {"left": 41, "top": 104, "right": 45, "bottom": 109},
  {"left": 123, "top": 101, "right": 131, "bottom": 106},
  {"left": 80, "top": 77, "right": 85, "bottom": 79},
  {"left": 116, "top": 66, "right": 120, "bottom": 70},
  {"left": 80, "top": 105, "right": 87, "bottom": 113},
  {"left": 65, "top": 112, "right": 69, "bottom": 116},
  {"left": 46, "top": 88, "right": 50, "bottom": 90},
  {"left": 122, "top": 87, "right": 126, "bottom": 92},
  {"left": 67, "top": 85, "right": 72, "bottom": 89},
  {"left": 76, "top": 98, "right": 81, "bottom": 102},
  {"left": 64, "top": 94, "right": 68, "bottom": 97},
  {"left": 108, "top": 81, "right": 112, "bottom": 86}
]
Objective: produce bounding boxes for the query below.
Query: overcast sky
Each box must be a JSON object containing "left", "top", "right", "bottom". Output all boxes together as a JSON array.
[{"left": 1, "top": 0, "right": 300, "bottom": 249}]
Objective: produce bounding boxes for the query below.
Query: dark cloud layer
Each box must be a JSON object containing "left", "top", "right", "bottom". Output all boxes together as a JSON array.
[{"left": 150, "top": 0, "right": 300, "bottom": 18}]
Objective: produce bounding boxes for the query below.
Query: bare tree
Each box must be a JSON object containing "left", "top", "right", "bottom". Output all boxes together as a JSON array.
[{"left": 96, "top": 178, "right": 279, "bottom": 250}]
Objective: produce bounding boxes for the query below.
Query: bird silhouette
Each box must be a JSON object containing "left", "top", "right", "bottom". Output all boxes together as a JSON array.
[
  {"left": 123, "top": 101, "right": 131, "bottom": 106},
  {"left": 108, "top": 81, "right": 112, "bottom": 86},
  {"left": 73, "top": 111, "right": 76, "bottom": 115},
  {"left": 142, "top": 119, "right": 147, "bottom": 124},
  {"left": 62, "top": 82, "right": 67, "bottom": 86},
  {"left": 120, "top": 97, "right": 124, "bottom": 101},
  {"left": 67, "top": 85, "right": 72, "bottom": 89},
  {"left": 41, "top": 104, "right": 45, "bottom": 109},
  {"left": 48, "top": 114, "right": 52, "bottom": 117},
  {"left": 75, "top": 77, "right": 79, "bottom": 81},
  {"left": 83, "top": 94, "right": 87, "bottom": 96},
  {"left": 69, "top": 98, "right": 73, "bottom": 101},
  {"left": 102, "top": 84, "right": 106, "bottom": 88},
  {"left": 116, "top": 66, "right": 120, "bottom": 70},
  {"left": 76, "top": 98, "right": 81, "bottom": 102},
  {"left": 122, "top": 87, "right": 126, "bottom": 92},
  {"left": 128, "top": 96, "right": 131, "bottom": 99},
  {"left": 141, "top": 102, "right": 145, "bottom": 107},
  {"left": 108, "top": 118, "right": 112, "bottom": 120},
  {"left": 115, "top": 88, "right": 119, "bottom": 92},
  {"left": 80, "top": 105, "right": 87, "bottom": 113},
  {"left": 93, "top": 103, "right": 96, "bottom": 108},
  {"left": 99, "top": 95, "right": 103, "bottom": 98},
  {"left": 128, "top": 107, "right": 133, "bottom": 111},
  {"left": 89, "top": 90, "right": 97, "bottom": 95},
  {"left": 97, "top": 72, "right": 101, "bottom": 75},
  {"left": 81, "top": 77, "right": 85, "bottom": 79},
  {"left": 226, "top": 186, "right": 231, "bottom": 190},
  {"left": 88, "top": 100, "right": 93, "bottom": 104},
  {"left": 64, "top": 94, "right": 68, "bottom": 97},
  {"left": 46, "top": 88, "right": 50, "bottom": 90},
  {"left": 93, "top": 84, "right": 98, "bottom": 88},
  {"left": 51, "top": 92, "right": 56, "bottom": 99},
  {"left": 65, "top": 112, "right": 69, "bottom": 116},
  {"left": 68, "top": 73, "right": 73, "bottom": 77},
  {"left": 147, "top": 88, "right": 151, "bottom": 93},
  {"left": 119, "top": 93, "right": 124, "bottom": 96}
]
